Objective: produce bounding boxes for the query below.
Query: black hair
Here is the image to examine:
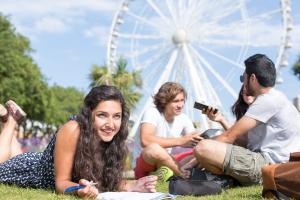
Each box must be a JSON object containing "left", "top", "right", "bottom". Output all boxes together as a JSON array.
[{"left": 244, "top": 54, "right": 276, "bottom": 87}]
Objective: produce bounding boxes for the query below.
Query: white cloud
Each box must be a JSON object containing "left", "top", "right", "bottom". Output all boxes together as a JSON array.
[
  {"left": 0, "top": 0, "right": 121, "bottom": 16},
  {"left": 84, "top": 26, "right": 110, "bottom": 46},
  {"left": 0, "top": 0, "right": 122, "bottom": 34},
  {"left": 34, "top": 16, "right": 67, "bottom": 33}
]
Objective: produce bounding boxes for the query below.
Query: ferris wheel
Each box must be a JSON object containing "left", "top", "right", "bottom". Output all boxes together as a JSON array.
[{"left": 107, "top": 0, "right": 293, "bottom": 138}]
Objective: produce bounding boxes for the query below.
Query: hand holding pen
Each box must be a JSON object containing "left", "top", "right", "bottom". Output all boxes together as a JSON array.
[{"left": 64, "top": 179, "right": 99, "bottom": 198}]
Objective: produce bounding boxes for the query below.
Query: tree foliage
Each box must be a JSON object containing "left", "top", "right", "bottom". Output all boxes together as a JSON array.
[
  {"left": 89, "top": 58, "right": 142, "bottom": 111},
  {"left": 293, "top": 56, "right": 300, "bottom": 80},
  {"left": 0, "top": 14, "right": 84, "bottom": 135},
  {"left": 45, "top": 85, "right": 84, "bottom": 127},
  {"left": 0, "top": 14, "right": 49, "bottom": 120}
]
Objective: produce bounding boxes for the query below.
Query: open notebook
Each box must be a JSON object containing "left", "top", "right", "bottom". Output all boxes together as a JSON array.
[{"left": 97, "top": 192, "right": 176, "bottom": 200}]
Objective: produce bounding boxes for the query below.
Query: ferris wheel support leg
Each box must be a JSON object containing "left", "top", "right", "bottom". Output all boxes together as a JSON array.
[
  {"left": 129, "top": 49, "right": 179, "bottom": 138},
  {"left": 182, "top": 44, "right": 209, "bottom": 130}
]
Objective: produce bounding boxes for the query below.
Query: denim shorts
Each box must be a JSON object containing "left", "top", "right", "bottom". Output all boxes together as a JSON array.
[{"left": 223, "top": 144, "right": 270, "bottom": 186}]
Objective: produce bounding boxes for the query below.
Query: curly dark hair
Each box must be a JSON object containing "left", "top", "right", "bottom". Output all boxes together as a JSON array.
[
  {"left": 153, "top": 82, "right": 186, "bottom": 112},
  {"left": 73, "top": 85, "right": 129, "bottom": 192},
  {"left": 231, "top": 85, "right": 249, "bottom": 120}
]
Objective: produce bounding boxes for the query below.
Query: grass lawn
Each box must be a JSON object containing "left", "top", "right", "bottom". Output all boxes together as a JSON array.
[{"left": 0, "top": 182, "right": 263, "bottom": 200}]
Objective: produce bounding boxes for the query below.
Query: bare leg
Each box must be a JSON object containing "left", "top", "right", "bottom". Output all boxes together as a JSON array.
[
  {"left": 0, "top": 116, "right": 18, "bottom": 163},
  {"left": 194, "top": 139, "right": 227, "bottom": 175},
  {"left": 10, "top": 129, "right": 23, "bottom": 158},
  {"left": 142, "top": 143, "right": 181, "bottom": 175}
]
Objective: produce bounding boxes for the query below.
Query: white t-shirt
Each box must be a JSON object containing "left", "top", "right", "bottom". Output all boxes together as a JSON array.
[
  {"left": 132, "top": 106, "right": 195, "bottom": 168},
  {"left": 245, "top": 89, "right": 300, "bottom": 164}
]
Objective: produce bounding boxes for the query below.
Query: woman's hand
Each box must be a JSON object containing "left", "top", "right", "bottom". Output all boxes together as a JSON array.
[
  {"left": 203, "top": 107, "right": 224, "bottom": 123},
  {"left": 130, "top": 175, "right": 158, "bottom": 193},
  {"left": 77, "top": 179, "right": 99, "bottom": 199},
  {"left": 242, "top": 86, "right": 255, "bottom": 105}
]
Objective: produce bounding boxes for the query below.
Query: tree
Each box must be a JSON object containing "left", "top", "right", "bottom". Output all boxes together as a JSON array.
[
  {"left": 89, "top": 58, "right": 142, "bottom": 111},
  {"left": 0, "top": 14, "right": 84, "bottom": 136},
  {"left": 0, "top": 14, "right": 49, "bottom": 122},
  {"left": 293, "top": 56, "right": 300, "bottom": 80},
  {"left": 45, "top": 85, "right": 84, "bottom": 127}
]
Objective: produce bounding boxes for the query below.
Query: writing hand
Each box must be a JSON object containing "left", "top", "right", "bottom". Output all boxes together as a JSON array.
[{"left": 76, "top": 179, "right": 99, "bottom": 198}]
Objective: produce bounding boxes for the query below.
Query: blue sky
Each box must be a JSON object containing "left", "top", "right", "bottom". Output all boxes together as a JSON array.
[{"left": 1, "top": 0, "right": 300, "bottom": 106}]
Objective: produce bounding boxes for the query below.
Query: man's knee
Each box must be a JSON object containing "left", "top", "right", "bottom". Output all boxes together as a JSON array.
[
  {"left": 194, "top": 139, "right": 226, "bottom": 161},
  {"left": 194, "top": 139, "right": 215, "bottom": 160},
  {"left": 142, "top": 143, "right": 167, "bottom": 162}
]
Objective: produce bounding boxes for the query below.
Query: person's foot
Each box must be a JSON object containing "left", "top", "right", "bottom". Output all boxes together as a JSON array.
[
  {"left": 5, "top": 100, "right": 27, "bottom": 124},
  {"left": 0, "top": 104, "right": 8, "bottom": 122}
]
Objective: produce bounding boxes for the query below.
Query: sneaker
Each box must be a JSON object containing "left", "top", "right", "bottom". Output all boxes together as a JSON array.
[
  {"left": 5, "top": 100, "right": 27, "bottom": 123},
  {"left": 150, "top": 166, "right": 174, "bottom": 182}
]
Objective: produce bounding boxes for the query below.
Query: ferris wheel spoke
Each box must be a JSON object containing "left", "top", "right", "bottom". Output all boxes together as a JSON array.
[
  {"left": 194, "top": 14, "right": 248, "bottom": 38},
  {"left": 182, "top": 45, "right": 210, "bottom": 129},
  {"left": 139, "top": 46, "right": 174, "bottom": 70},
  {"left": 129, "top": 48, "right": 179, "bottom": 137},
  {"left": 203, "top": 8, "right": 282, "bottom": 39},
  {"left": 125, "top": 43, "right": 166, "bottom": 58},
  {"left": 146, "top": 0, "right": 172, "bottom": 27},
  {"left": 143, "top": 65, "right": 164, "bottom": 90},
  {"left": 208, "top": 8, "right": 282, "bottom": 35},
  {"left": 165, "top": 0, "right": 178, "bottom": 25},
  {"left": 179, "top": 0, "right": 191, "bottom": 20},
  {"left": 142, "top": 48, "right": 174, "bottom": 83},
  {"left": 192, "top": 56, "right": 223, "bottom": 108},
  {"left": 119, "top": 33, "right": 163, "bottom": 40},
  {"left": 196, "top": 45, "right": 244, "bottom": 69},
  {"left": 183, "top": 45, "right": 219, "bottom": 101},
  {"left": 189, "top": 45, "right": 238, "bottom": 99},
  {"left": 249, "top": 8, "right": 282, "bottom": 21},
  {"left": 188, "top": 2, "right": 241, "bottom": 29},
  {"left": 200, "top": 38, "right": 247, "bottom": 47},
  {"left": 176, "top": 0, "right": 183, "bottom": 21},
  {"left": 127, "top": 11, "right": 162, "bottom": 29}
]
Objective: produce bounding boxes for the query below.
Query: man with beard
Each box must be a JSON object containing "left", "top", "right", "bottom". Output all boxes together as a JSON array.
[{"left": 193, "top": 54, "right": 300, "bottom": 186}]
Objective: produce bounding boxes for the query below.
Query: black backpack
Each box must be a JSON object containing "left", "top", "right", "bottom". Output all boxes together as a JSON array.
[{"left": 169, "top": 168, "right": 239, "bottom": 196}]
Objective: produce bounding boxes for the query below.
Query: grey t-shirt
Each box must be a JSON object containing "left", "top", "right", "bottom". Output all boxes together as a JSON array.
[{"left": 245, "top": 89, "right": 300, "bottom": 164}]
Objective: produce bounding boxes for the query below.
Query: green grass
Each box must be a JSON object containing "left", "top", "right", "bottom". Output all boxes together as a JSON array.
[
  {"left": 0, "top": 183, "right": 263, "bottom": 200},
  {"left": 0, "top": 184, "right": 80, "bottom": 200},
  {"left": 156, "top": 182, "right": 264, "bottom": 199}
]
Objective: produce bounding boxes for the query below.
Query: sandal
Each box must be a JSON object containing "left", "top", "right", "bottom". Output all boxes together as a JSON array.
[
  {"left": 0, "top": 104, "right": 8, "bottom": 122},
  {"left": 5, "top": 100, "right": 27, "bottom": 124}
]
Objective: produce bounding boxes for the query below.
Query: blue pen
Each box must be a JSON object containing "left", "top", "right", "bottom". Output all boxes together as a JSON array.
[{"left": 64, "top": 182, "right": 98, "bottom": 193}]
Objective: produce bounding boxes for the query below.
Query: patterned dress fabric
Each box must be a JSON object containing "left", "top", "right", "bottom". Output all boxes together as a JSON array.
[{"left": 0, "top": 134, "right": 56, "bottom": 189}]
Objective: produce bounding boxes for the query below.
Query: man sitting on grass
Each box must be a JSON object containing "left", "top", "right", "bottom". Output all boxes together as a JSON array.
[
  {"left": 193, "top": 54, "right": 300, "bottom": 186},
  {"left": 132, "top": 82, "right": 202, "bottom": 180}
]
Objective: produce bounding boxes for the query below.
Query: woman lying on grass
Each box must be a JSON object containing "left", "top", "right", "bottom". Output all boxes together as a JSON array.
[{"left": 0, "top": 85, "right": 157, "bottom": 199}]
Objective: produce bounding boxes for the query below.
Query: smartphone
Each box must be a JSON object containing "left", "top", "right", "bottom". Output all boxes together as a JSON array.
[
  {"left": 193, "top": 101, "right": 218, "bottom": 114},
  {"left": 201, "top": 129, "right": 222, "bottom": 139}
]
